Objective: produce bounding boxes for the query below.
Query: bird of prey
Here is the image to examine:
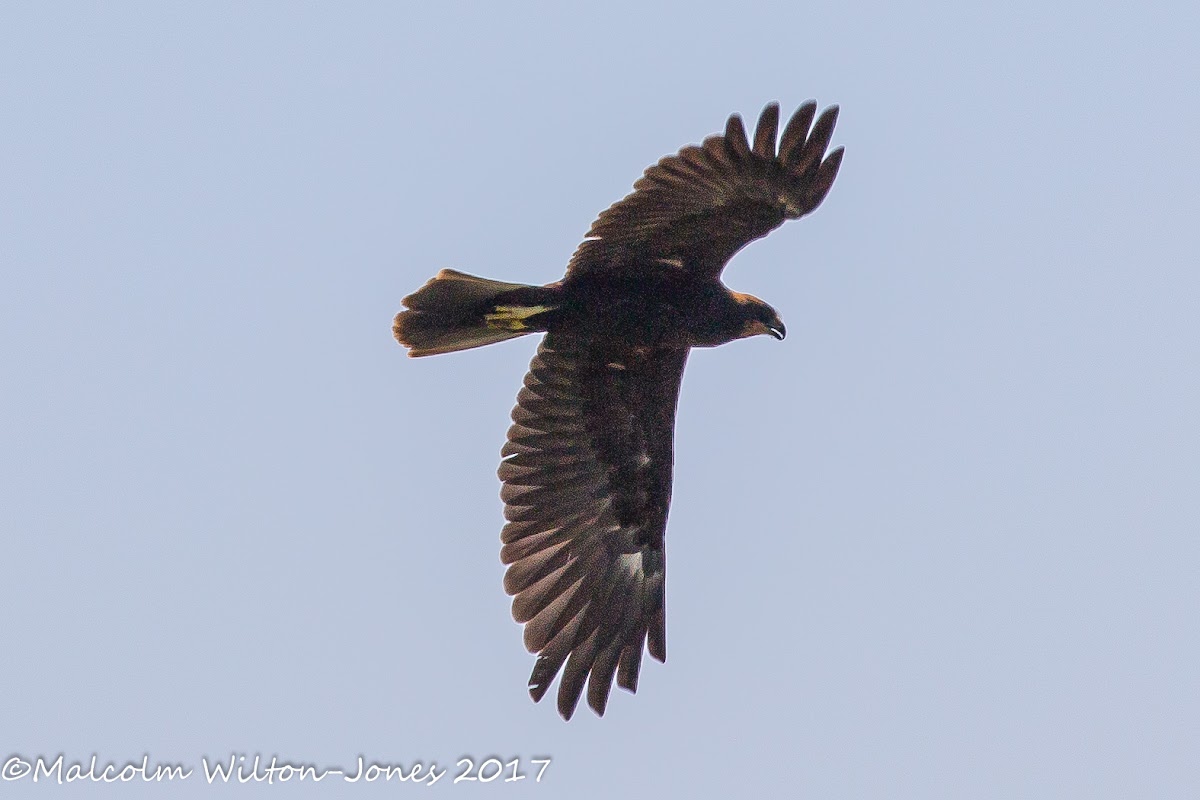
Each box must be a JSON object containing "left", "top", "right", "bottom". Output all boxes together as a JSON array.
[{"left": 393, "top": 101, "right": 843, "bottom": 719}]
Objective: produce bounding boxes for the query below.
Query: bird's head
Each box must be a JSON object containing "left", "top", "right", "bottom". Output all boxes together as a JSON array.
[{"left": 731, "top": 292, "right": 786, "bottom": 341}]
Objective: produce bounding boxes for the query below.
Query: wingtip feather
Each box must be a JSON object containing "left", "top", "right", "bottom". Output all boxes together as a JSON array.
[{"left": 753, "top": 102, "right": 780, "bottom": 158}]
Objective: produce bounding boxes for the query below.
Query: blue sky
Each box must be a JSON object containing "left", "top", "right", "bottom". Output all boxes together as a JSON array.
[{"left": 3, "top": 2, "right": 1199, "bottom": 797}]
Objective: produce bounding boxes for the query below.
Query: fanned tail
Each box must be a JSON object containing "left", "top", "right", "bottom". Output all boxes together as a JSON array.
[{"left": 393, "top": 269, "right": 560, "bottom": 357}]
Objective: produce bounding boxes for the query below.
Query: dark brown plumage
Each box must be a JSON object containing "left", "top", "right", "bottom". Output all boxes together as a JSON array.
[{"left": 393, "top": 101, "right": 843, "bottom": 719}]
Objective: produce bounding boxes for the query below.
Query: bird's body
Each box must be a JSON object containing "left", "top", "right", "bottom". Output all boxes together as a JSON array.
[
  {"left": 482, "top": 264, "right": 779, "bottom": 350},
  {"left": 393, "top": 101, "right": 843, "bottom": 719}
]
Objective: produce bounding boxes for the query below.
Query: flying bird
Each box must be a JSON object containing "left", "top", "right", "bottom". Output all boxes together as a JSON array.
[{"left": 393, "top": 101, "right": 843, "bottom": 719}]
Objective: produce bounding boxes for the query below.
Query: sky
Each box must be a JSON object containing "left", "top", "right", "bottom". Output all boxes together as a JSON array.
[{"left": 2, "top": 1, "right": 1199, "bottom": 797}]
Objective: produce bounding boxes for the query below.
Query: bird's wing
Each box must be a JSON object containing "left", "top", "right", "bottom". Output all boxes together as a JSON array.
[
  {"left": 498, "top": 333, "right": 688, "bottom": 719},
  {"left": 565, "top": 102, "right": 844, "bottom": 280}
]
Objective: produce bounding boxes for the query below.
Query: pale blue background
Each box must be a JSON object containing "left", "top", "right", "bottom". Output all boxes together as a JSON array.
[{"left": 3, "top": 1, "right": 1198, "bottom": 797}]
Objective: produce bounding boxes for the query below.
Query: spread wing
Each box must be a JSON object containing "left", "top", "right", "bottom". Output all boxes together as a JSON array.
[
  {"left": 566, "top": 102, "right": 844, "bottom": 280},
  {"left": 497, "top": 334, "right": 689, "bottom": 719}
]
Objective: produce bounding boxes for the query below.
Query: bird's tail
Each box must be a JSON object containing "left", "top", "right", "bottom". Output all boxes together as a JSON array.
[{"left": 393, "top": 269, "right": 560, "bottom": 357}]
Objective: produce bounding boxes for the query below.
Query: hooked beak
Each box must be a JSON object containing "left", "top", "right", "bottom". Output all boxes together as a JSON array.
[{"left": 739, "top": 317, "right": 787, "bottom": 342}]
